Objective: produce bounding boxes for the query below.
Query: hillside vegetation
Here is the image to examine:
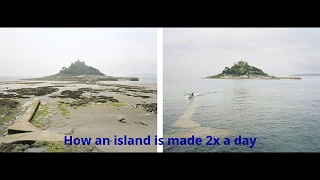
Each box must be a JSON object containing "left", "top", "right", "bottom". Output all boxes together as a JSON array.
[
  {"left": 57, "top": 60, "right": 105, "bottom": 76},
  {"left": 207, "top": 60, "right": 269, "bottom": 78}
]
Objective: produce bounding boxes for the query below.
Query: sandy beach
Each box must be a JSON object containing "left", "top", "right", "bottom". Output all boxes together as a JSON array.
[{"left": 0, "top": 80, "right": 157, "bottom": 152}]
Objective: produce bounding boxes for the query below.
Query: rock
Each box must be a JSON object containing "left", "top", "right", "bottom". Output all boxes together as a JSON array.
[
  {"left": 135, "top": 103, "right": 157, "bottom": 114},
  {"left": 0, "top": 99, "right": 19, "bottom": 108},
  {"left": 60, "top": 90, "right": 84, "bottom": 99},
  {"left": 133, "top": 95, "right": 152, "bottom": 99},
  {"left": 0, "top": 143, "right": 16, "bottom": 152},
  {"left": 0, "top": 99, "right": 20, "bottom": 121},
  {"left": 7, "top": 86, "right": 59, "bottom": 96},
  {"left": 25, "top": 147, "right": 47, "bottom": 152},
  {"left": 55, "top": 94, "right": 119, "bottom": 107},
  {"left": 31, "top": 142, "right": 47, "bottom": 148},
  {"left": 118, "top": 118, "right": 126, "bottom": 123},
  {"left": 0, "top": 143, "right": 31, "bottom": 152},
  {"left": 135, "top": 122, "right": 148, "bottom": 126},
  {"left": 0, "top": 93, "right": 29, "bottom": 98}
]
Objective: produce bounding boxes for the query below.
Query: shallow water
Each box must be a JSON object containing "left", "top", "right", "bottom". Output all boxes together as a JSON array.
[{"left": 163, "top": 76, "right": 320, "bottom": 152}]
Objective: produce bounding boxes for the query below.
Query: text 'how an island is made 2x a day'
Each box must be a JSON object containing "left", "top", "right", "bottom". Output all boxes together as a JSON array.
[{"left": 64, "top": 135, "right": 257, "bottom": 148}]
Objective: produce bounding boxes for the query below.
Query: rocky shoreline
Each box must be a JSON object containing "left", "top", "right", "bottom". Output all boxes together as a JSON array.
[
  {"left": 205, "top": 75, "right": 301, "bottom": 80},
  {"left": 0, "top": 79, "right": 157, "bottom": 152},
  {"left": 0, "top": 141, "right": 100, "bottom": 152}
]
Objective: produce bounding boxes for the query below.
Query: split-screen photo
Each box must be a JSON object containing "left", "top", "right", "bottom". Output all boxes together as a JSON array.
[{"left": 1, "top": 27, "right": 320, "bottom": 153}]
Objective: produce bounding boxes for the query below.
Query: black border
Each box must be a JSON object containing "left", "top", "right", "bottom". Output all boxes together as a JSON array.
[
  {"left": 1, "top": 152, "right": 318, "bottom": 160},
  {"left": 2, "top": 3, "right": 320, "bottom": 27},
  {"left": 2, "top": 152, "right": 315, "bottom": 174},
  {"left": 1, "top": 13, "right": 320, "bottom": 27}
]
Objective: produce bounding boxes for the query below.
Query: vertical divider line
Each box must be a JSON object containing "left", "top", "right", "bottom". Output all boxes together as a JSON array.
[{"left": 157, "top": 28, "right": 163, "bottom": 152}]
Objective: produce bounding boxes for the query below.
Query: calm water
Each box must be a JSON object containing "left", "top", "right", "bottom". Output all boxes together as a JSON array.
[
  {"left": 0, "top": 76, "right": 38, "bottom": 82},
  {"left": 163, "top": 76, "right": 320, "bottom": 152},
  {"left": 138, "top": 76, "right": 157, "bottom": 83}
]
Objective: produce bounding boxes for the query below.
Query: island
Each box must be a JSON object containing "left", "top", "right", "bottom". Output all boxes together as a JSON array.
[
  {"left": 22, "top": 60, "right": 139, "bottom": 82},
  {"left": 205, "top": 60, "right": 301, "bottom": 80}
]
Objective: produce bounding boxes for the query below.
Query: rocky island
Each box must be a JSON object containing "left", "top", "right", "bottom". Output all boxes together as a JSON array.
[
  {"left": 23, "top": 60, "right": 139, "bottom": 82},
  {"left": 0, "top": 60, "right": 156, "bottom": 152},
  {"left": 205, "top": 60, "right": 301, "bottom": 80}
]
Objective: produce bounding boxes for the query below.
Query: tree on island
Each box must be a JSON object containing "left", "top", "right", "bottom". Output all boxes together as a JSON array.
[
  {"left": 58, "top": 60, "right": 105, "bottom": 76},
  {"left": 208, "top": 60, "right": 269, "bottom": 78}
]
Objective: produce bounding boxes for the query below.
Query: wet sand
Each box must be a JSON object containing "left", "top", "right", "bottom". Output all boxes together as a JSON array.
[{"left": 0, "top": 80, "right": 157, "bottom": 152}]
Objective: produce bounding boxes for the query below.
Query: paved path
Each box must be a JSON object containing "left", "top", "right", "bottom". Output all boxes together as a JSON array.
[
  {"left": 1, "top": 130, "right": 65, "bottom": 143},
  {"left": 1, "top": 99, "right": 64, "bottom": 143}
]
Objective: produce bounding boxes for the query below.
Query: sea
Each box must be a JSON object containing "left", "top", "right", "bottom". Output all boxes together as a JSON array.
[
  {"left": 163, "top": 76, "right": 320, "bottom": 152},
  {"left": 0, "top": 76, "right": 38, "bottom": 82},
  {"left": 137, "top": 75, "right": 157, "bottom": 83}
]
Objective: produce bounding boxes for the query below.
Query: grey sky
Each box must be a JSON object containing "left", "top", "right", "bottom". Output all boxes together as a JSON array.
[
  {"left": 0, "top": 28, "right": 156, "bottom": 77},
  {"left": 164, "top": 28, "right": 320, "bottom": 78}
]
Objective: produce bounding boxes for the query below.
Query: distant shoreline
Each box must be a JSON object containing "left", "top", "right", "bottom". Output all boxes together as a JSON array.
[
  {"left": 0, "top": 76, "right": 157, "bottom": 84},
  {"left": 19, "top": 75, "right": 140, "bottom": 82},
  {"left": 291, "top": 74, "right": 320, "bottom": 76}
]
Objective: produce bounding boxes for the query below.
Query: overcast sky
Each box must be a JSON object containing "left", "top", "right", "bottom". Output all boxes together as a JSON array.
[
  {"left": 0, "top": 28, "right": 156, "bottom": 77},
  {"left": 164, "top": 28, "right": 320, "bottom": 78}
]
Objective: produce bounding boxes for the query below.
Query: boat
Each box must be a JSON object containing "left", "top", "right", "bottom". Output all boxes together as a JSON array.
[{"left": 186, "top": 93, "right": 194, "bottom": 99}]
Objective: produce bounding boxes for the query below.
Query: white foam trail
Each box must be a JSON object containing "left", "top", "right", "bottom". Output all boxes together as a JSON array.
[{"left": 195, "top": 91, "right": 218, "bottom": 97}]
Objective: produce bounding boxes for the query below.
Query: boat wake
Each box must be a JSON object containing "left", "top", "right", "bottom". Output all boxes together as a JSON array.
[
  {"left": 195, "top": 91, "right": 218, "bottom": 97},
  {"left": 183, "top": 91, "right": 218, "bottom": 99}
]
